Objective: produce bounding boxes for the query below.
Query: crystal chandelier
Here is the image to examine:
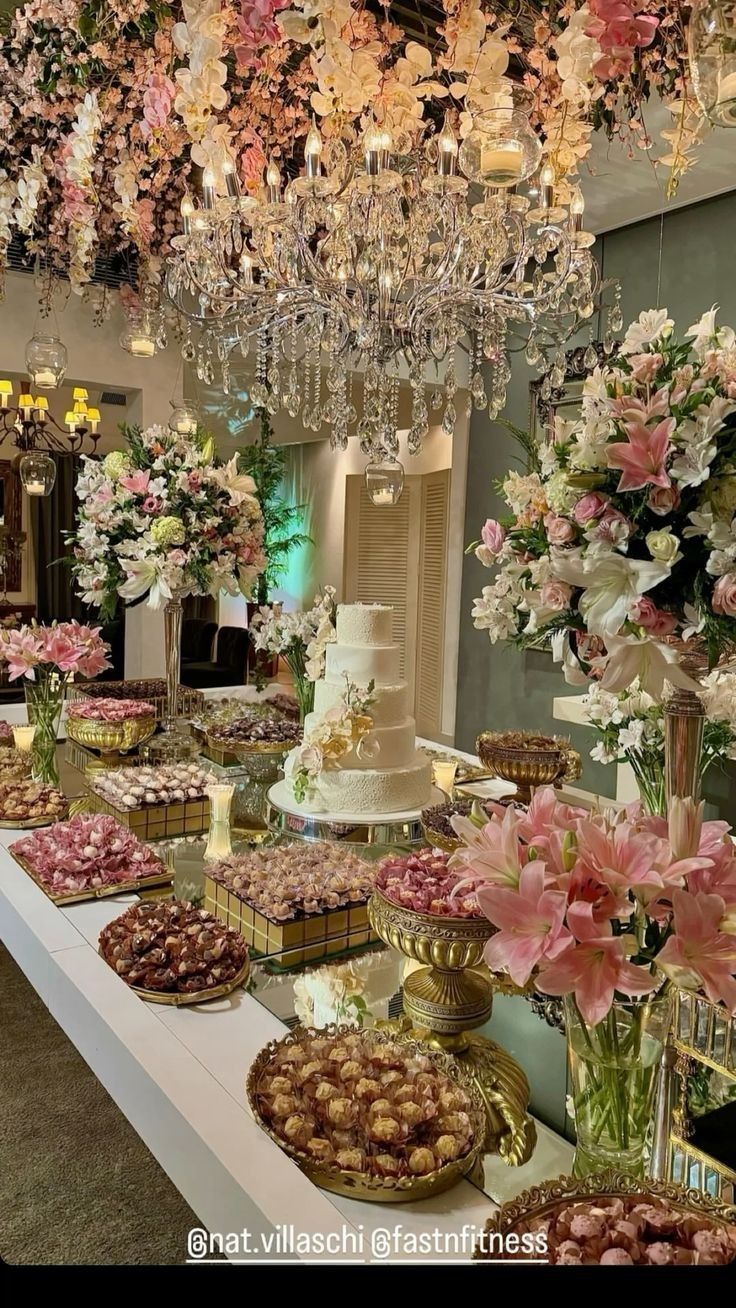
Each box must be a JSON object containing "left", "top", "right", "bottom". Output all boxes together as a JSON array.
[{"left": 166, "top": 81, "right": 614, "bottom": 458}]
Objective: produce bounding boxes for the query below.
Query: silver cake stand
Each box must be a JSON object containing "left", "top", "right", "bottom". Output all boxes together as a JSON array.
[{"left": 267, "top": 780, "right": 446, "bottom": 848}]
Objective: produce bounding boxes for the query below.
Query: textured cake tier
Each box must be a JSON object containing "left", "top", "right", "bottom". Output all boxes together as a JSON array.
[
  {"left": 325, "top": 641, "right": 400, "bottom": 687},
  {"left": 315, "top": 755, "right": 432, "bottom": 815},
  {"left": 304, "top": 712, "right": 418, "bottom": 770},
  {"left": 313, "top": 678, "right": 408, "bottom": 725},
  {"left": 336, "top": 603, "right": 393, "bottom": 647}
]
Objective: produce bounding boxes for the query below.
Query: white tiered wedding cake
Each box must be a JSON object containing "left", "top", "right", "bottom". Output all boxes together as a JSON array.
[{"left": 296, "top": 603, "right": 432, "bottom": 816}]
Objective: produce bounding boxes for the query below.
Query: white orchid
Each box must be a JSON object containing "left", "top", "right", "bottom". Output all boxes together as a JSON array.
[{"left": 620, "top": 308, "right": 674, "bottom": 356}]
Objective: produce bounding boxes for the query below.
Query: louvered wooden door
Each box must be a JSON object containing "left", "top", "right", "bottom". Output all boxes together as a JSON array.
[
  {"left": 415, "top": 469, "right": 450, "bottom": 739},
  {"left": 343, "top": 469, "right": 450, "bottom": 738}
]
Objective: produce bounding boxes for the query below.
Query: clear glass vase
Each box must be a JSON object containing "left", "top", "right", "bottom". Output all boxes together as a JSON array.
[
  {"left": 565, "top": 988, "right": 672, "bottom": 1178},
  {"left": 24, "top": 673, "right": 67, "bottom": 787}
]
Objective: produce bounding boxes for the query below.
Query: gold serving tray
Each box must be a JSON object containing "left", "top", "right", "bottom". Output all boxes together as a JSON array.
[
  {"left": 420, "top": 821, "right": 462, "bottom": 854},
  {"left": 247, "top": 1024, "right": 486, "bottom": 1202},
  {"left": 100, "top": 951, "right": 250, "bottom": 1006},
  {"left": 10, "top": 849, "right": 173, "bottom": 906},
  {"left": 474, "top": 1168, "right": 736, "bottom": 1261},
  {"left": 0, "top": 806, "right": 69, "bottom": 831}
]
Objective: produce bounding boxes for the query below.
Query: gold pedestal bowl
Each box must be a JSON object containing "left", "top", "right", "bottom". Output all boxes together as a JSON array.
[
  {"left": 368, "top": 888, "right": 536, "bottom": 1167},
  {"left": 476, "top": 730, "right": 581, "bottom": 804},
  {"left": 66, "top": 715, "right": 157, "bottom": 769}
]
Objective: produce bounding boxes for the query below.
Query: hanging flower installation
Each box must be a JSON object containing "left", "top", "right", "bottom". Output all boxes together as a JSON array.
[
  {"left": 471, "top": 306, "right": 736, "bottom": 695},
  {"left": 0, "top": 0, "right": 713, "bottom": 308}
]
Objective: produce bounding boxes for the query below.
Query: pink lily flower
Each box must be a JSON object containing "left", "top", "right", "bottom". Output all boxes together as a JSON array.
[
  {"left": 478, "top": 860, "right": 571, "bottom": 988},
  {"left": 658, "top": 890, "right": 736, "bottom": 1012},
  {"left": 573, "top": 818, "right": 665, "bottom": 895},
  {"left": 119, "top": 470, "right": 151, "bottom": 496},
  {"left": 536, "top": 901, "right": 657, "bottom": 1026},
  {"left": 606, "top": 418, "right": 674, "bottom": 492},
  {"left": 450, "top": 805, "right": 527, "bottom": 888},
  {"left": 1, "top": 629, "right": 43, "bottom": 680}
]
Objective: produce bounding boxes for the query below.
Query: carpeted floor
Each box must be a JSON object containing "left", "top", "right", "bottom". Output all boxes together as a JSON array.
[{"left": 0, "top": 942, "right": 206, "bottom": 1266}]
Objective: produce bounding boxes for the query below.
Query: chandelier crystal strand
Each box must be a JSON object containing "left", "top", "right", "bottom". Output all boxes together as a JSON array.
[{"left": 165, "top": 77, "right": 614, "bottom": 454}]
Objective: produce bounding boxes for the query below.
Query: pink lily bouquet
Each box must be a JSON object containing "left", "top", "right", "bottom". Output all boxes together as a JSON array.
[
  {"left": 452, "top": 786, "right": 736, "bottom": 1168},
  {"left": 471, "top": 307, "right": 736, "bottom": 696}
]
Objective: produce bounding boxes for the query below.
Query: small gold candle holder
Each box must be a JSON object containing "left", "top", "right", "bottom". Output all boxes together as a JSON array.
[
  {"left": 13, "top": 725, "right": 36, "bottom": 753},
  {"left": 204, "top": 783, "right": 235, "bottom": 862}
]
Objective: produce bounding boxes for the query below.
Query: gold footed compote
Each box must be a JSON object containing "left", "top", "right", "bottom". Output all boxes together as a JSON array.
[
  {"left": 476, "top": 730, "right": 581, "bottom": 804},
  {"left": 66, "top": 715, "right": 157, "bottom": 772},
  {"left": 368, "top": 888, "right": 536, "bottom": 1166}
]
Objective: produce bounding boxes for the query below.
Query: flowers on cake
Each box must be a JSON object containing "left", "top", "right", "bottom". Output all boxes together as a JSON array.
[
  {"left": 70, "top": 424, "right": 266, "bottom": 618},
  {"left": 470, "top": 307, "right": 736, "bottom": 695},
  {"left": 67, "top": 698, "right": 156, "bottom": 722},
  {"left": 253, "top": 1029, "right": 477, "bottom": 1179},
  {"left": 11, "top": 814, "right": 166, "bottom": 897},
  {"left": 451, "top": 785, "right": 736, "bottom": 1022},
  {"left": 376, "top": 849, "right": 485, "bottom": 918},
  {"left": 0, "top": 621, "right": 111, "bottom": 682},
  {"left": 99, "top": 900, "right": 248, "bottom": 995},
  {"left": 208, "top": 843, "right": 374, "bottom": 922},
  {"left": 0, "top": 780, "right": 67, "bottom": 823},
  {"left": 90, "top": 763, "right": 214, "bottom": 810},
  {"left": 285, "top": 679, "right": 377, "bottom": 804}
]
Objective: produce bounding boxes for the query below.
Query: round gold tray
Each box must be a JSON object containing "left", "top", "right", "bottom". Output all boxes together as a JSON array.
[
  {"left": 103, "top": 953, "right": 251, "bottom": 1006},
  {"left": 0, "top": 806, "right": 69, "bottom": 830},
  {"left": 474, "top": 1168, "right": 736, "bottom": 1262},
  {"left": 247, "top": 1024, "right": 486, "bottom": 1202},
  {"left": 66, "top": 715, "right": 157, "bottom": 754},
  {"left": 214, "top": 736, "right": 300, "bottom": 757}
]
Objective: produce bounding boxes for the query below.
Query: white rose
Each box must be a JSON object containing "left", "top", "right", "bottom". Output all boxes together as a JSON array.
[{"left": 646, "top": 528, "right": 682, "bottom": 566}]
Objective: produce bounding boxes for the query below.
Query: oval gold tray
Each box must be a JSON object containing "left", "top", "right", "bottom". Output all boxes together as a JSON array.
[
  {"left": 104, "top": 954, "right": 250, "bottom": 1006},
  {"left": 420, "top": 821, "right": 462, "bottom": 854},
  {"left": 0, "top": 806, "right": 69, "bottom": 830},
  {"left": 9, "top": 849, "right": 173, "bottom": 906},
  {"left": 247, "top": 1024, "right": 486, "bottom": 1203},
  {"left": 474, "top": 1168, "right": 736, "bottom": 1261}
]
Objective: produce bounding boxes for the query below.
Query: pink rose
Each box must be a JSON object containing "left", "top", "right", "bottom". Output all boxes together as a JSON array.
[
  {"left": 647, "top": 484, "right": 681, "bottom": 516},
  {"left": 481, "top": 519, "right": 506, "bottom": 555},
  {"left": 544, "top": 513, "right": 576, "bottom": 545},
  {"left": 629, "top": 596, "right": 677, "bottom": 637},
  {"left": 573, "top": 492, "right": 609, "bottom": 525},
  {"left": 540, "top": 580, "right": 573, "bottom": 611},
  {"left": 712, "top": 573, "right": 736, "bottom": 617},
  {"left": 587, "top": 506, "right": 633, "bottom": 547},
  {"left": 628, "top": 352, "right": 664, "bottom": 383}
]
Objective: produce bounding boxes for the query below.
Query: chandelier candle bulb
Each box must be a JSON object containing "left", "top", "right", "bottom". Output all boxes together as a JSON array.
[
  {"left": 34, "top": 397, "right": 48, "bottom": 421},
  {"left": 64, "top": 411, "right": 76, "bottom": 431},
  {"left": 0, "top": 382, "right": 11, "bottom": 408},
  {"left": 202, "top": 167, "right": 217, "bottom": 210},
  {"left": 265, "top": 160, "right": 281, "bottom": 203},
  {"left": 180, "top": 194, "right": 194, "bottom": 236},
  {"left": 540, "top": 162, "right": 555, "bottom": 210},
  {"left": 222, "top": 158, "right": 240, "bottom": 199},
  {"left": 13, "top": 726, "right": 35, "bottom": 753},
  {"left": 363, "top": 123, "right": 391, "bottom": 175},
  {"left": 305, "top": 118, "right": 323, "bottom": 179},
  {"left": 437, "top": 116, "right": 459, "bottom": 176},
  {"left": 86, "top": 407, "right": 100, "bottom": 433},
  {"left": 18, "top": 394, "right": 33, "bottom": 418}
]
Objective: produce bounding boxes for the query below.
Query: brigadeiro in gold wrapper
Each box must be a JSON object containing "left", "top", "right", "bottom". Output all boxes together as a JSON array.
[{"left": 254, "top": 1029, "right": 476, "bottom": 1181}]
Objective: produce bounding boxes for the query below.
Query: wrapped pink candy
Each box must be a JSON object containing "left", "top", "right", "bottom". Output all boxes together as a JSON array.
[
  {"left": 0, "top": 720, "right": 13, "bottom": 740},
  {"left": 514, "top": 1194, "right": 736, "bottom": 1265},
  {"left": 67, "top": 698, "right": 156, "bottom": 722},
  {"left": 11, "top": 813, "right": 165, "bottom": 894},
  {"left": 375, "top": 849, "right": 484, "bottom": 918}
]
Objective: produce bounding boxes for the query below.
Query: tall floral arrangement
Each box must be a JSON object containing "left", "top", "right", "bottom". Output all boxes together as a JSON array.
[
  {"left": 250, "top": 585, "right": 336, "bottom": 719},
  {"left": 70, "top": 424, "right": 266, "bottom": 619},
  {"left": 581, "top": 675, "right": 736, "bottom": 814},
  {"left": 452, "top": 786, "right": 736, "bottom": 1170},
  {"left": 0, "top": 0, "right": 711, "bottom": 306},
  {"left": 0, "top": 620, "right": 111, "bottom": 785},
  {"left": 471, "top": 307, "right": 736, "bottom": 697}
]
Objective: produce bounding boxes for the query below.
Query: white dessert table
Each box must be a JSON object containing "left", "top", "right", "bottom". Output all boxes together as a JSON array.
[{"left": 0, "top": 725, "right": 575, "bottom": 1263}]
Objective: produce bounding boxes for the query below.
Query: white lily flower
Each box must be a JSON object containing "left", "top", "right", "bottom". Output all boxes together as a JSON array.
[{"left": 551, "top": 552, "right": 670, "bottom": 637}]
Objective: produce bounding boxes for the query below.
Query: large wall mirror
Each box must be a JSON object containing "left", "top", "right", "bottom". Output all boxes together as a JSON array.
[
  {"left": 529, "top": 342, "right": 611, "bottom": 446},
  {"left": 0, "top": 460, "right": 23, "bottom": 593}
]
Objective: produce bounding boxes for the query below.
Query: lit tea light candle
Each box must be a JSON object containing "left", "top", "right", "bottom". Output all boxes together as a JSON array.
[
  {"left": 432, "top": 758, "right": 458, "bottom": 796},
  {"left": 480, "top": 140, "right": 523, "bottom": 185},
  {"left": 13, "top": 725, "right": 36, "bottom": 752},
  {"left": 371, "top": 488, "right": 396, "bottom": 506},
  {"left": 24, "top": 479, "right": 46, "bottom": 496},
  {"left": 129, "top": 337, "right": 156, "bottom": 358},
  {"left": 32, "top": 368, "right": 58, "bottom": 388}
]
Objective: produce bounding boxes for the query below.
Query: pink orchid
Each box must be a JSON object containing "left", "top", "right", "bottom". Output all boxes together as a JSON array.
[
  {"left": 606, "top": 418, "right": 674, "bottom": 492},
  {"left": 120, "top": 470, "right": 151, "bottom": 496},
  {"left": 479, "top": 860, "right": 571, "bottom": 988},
  {"left": 536, "top": 902, "right": 657, "bottom": 1026},
  {"left": 658, "top": 890, "right": 736, "bottom": 1012}
]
